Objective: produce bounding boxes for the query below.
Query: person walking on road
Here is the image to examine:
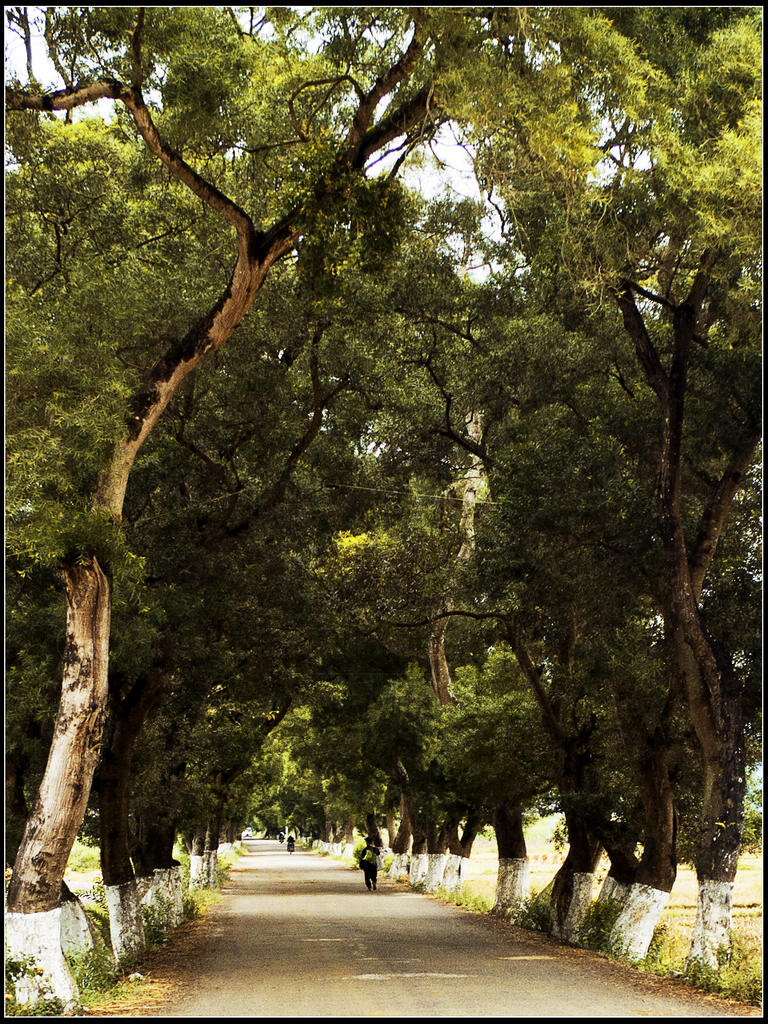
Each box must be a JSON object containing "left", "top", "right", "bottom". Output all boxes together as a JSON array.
[{"left": 359, "top": 836, "right": 380, "bottom": 891}]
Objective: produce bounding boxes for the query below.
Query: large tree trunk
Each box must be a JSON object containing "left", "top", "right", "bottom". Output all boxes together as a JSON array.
[
  {"left": 493, "top": 800, "right": 530, "bottom": 916},
  {"left": 617, "top": 277, "right": 757, "bottom": 968},
  {"left": 685, "top": 644, "right": 745, "bottom": 968},
  {"left": 365, "top": 812, "right": 383, "bottom": 847},
  {"left": 388, "top": 796, "right": 412, "bottom": 878},
  {"left": 609, "top": 743, "right": 678, "bottom": 960},
  {"left": 408, "top": 814, "right": 429, "bottom": 887},
  {"left": 597, "top": 841, "right": 639, "bottom": 906},
  {"left": 6, "top": 558, "right": 110, "bottom": 1007},
  {"left": 550, "top": 810, "right": 602, "bottom": 944},
  {"left": 422, "top": 819, "right": 448, "bottom": 891},
  {"left": 97, "top": 667, "right": 166, "bottom": 961}
]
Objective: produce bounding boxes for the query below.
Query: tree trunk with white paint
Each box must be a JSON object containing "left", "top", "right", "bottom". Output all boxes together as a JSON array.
[
  {"left": 610, "top": 883, "right": 671, "bottom": 961},
  {"left": 389, "top": 796, "right": 412, "bottom": 877},
  {"left": 409, "top": 852, "right": 429, "bottom": 887},
  {"left": 136, "top": 866, "right": 185, "bottom": 929},
  {"left": 608, "top": 745, "right": 677, "bottom": 960},
  {"left": 5, "top": 907, "right": 80, "bottom": 1010},
  {"left": 598, "top": 873, "right": 632, "bottom": 907},
  {"left": 423, "top": 853, "right": 447, "bottom": 891},
  {"left": 442, "top": 853, "right": 463, "bottom": 891},
  {"left": 97, "top": 664, "right": 166, "bottom": 961},
  {"left": 5, "top": 559, "right": 111, "bottom": 1003},
  {"left": 689, "top": 879, "right": 734, "bottom": 969},
  {"left": 189, "top": 825, "right": 208, "bottom": 888},
  {"left": 495, "top": 859, "right": 531, "bottom": 915},
  {"left": 550, "top": 813, "right": 601, "bottom": 944},
  {"left": 105, "top": 880, "right": 146, "bottom": 964},
  {"left": 59, "top": 883, "right": 96, "bottom": 957},
  {"left": 409, "top": 816, "right": 429, "bottom": 886},
  {"left": 493, "top": 801, "right": 530, "bottom": 915},
  {"left": 389, "top": 852, "right": 410, "bottom": 878}
]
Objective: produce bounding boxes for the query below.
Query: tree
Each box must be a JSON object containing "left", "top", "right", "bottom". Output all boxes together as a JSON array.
[
  {"left": 5, "top": 6, "right": 452, "bottom": 1001},
  {"left": 466, "top": 6, "right": 761, "bottom": 962}
]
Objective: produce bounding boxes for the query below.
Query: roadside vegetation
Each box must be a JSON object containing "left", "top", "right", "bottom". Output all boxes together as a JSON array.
[{"left": 5, "top": 840, "right": 242, "bottom": 1016}]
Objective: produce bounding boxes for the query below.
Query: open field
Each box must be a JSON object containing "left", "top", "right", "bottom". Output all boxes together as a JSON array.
[
  {"left": 458, "top": 816, "right": 762, "bottom": 995},
  {"left": 460, "top": 816, "right": 763, "bottom": 911}
]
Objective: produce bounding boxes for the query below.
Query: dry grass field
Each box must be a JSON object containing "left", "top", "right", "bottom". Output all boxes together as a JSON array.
[{"left": 461, "top": 817, "right": 763, "bottom": 911}]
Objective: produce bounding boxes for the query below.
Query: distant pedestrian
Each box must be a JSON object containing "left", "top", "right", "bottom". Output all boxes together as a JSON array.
[
  {"left": 287, "top": 835, "right": 295, "bottom": 853},
  {"left": 359, "top": 836, "right": 380, "bottom": 891}
]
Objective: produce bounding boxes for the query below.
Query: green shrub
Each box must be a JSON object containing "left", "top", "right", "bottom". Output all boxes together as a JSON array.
[
  {"left": 141, "top": 894, "right": 173, "bottom": 948},
  {"left": 513, "top": 890, "right": 551, "bottom": 932},
  {"left": 578, "top": 898, "right": 623, "bottom": 952},
  {"left": 66, "top": 944, "right": 118, "bottom": 997},
  {"left": 182, "top": 886, "right": 219, "bottom": 921},
  {"left": 682, "top": 937, "right": 762, "bottom": 1005},
  {"left": 440, "top": 884, "right": 493, "bottom": 914}
]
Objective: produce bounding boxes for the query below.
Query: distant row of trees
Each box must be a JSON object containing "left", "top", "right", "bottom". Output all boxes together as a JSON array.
[{"left": 5, "top": 6, "right": 761, "bottom": 1007}]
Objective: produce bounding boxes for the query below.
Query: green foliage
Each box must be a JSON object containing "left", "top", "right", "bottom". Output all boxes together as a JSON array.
[
  {"left": 577, "top": 898, "right": 624, "bottom": 952},
  {"left": 513, "top": 889, "right": 552, "bottom": 933},
  {"left": 4, "top": 956, "right": 67, "bottom": 1017},
  {"left": 438, "top": 885, "right": 493, "bottom": 915},
  {"left": 141, "top": 896, "right": 174, "bottom": 949},
  {"left": 681, "top": 936, "right": 762, "bottom": 1006},
  {"left": 740, "top": 777, "right": 762, "bottom": 854},
  {"left": 66, "top": 944, "right": 118, "bottom": 997}
]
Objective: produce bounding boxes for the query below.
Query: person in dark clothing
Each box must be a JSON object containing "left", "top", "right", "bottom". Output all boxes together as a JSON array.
[
  {"left": 360, "top": 836, "right": 380, "bottom": 891},
  {"left": 287, "top": 835, "right": 295, "bottom": 853}
]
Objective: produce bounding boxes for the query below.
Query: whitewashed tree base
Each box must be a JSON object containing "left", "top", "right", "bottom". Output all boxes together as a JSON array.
[
  {"left": 494, "top": 857, "right": 530, "bottom": 915},
  {"left": 217, "top": 842, "right": 235, "bottom": 855},
  {"left": 105, "top": 881, "right": 146, "bottom": 963},
  {"left": 409, "top": 853, "right": 428, "bottom": 887},
  {"left": 598, "top": 874, "right": 632, "bottom": 907},
  {"left": 688, "top": 879, "right": 734, "bottom": 968},
  {"left": 610, "top": 883, "right": 670, "bottom": 960},
  {"left": 330, "top": 842, "right": 344, "bottom": 857},
  {"left": 422, "top": 853, "right": 447, "bottom": 891},
  {"left": 190, "top": 852, "right": 217, "bottom": 888},
  {"left": 388, "top": 852, "right": 409, "bottom": 878},
  {"left": 136, "top": 866, "right": 184, "bottom": 928},
  {"left": 552, "top": 871, "right": 595, "bottom": 943},
  {"left": 442, "top": 853, "right": 463, "bottom": 891},
  {"left": 60, "top": 896, "right": 96, "bottom": 956},
  {"left": 6, "top": 909, "right": 80, "bottom": 1010},
  {"left": 342, "top": 843, "right": 356, "bottom": 859}
]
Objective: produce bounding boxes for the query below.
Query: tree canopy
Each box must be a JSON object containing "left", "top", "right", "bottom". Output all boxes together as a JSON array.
[{"left": 4, "top": 6, "right": 762, "bottom": 1002}]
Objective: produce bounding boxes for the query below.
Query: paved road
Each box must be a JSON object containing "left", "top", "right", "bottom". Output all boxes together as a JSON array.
[{"left": 154, "top": 840, "right": 751, "bottom": 1018}]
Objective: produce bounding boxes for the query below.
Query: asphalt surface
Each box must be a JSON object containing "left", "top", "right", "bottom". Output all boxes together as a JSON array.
[{"left": 153, "top": 840, "right": 753, "bottom": 1018}]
